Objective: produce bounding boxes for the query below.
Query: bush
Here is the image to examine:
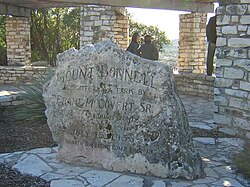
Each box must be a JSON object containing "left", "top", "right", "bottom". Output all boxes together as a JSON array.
[
  {"left": 234, "top": 141, "right": 250, "bottom": 179},
  {"left": 0, "top": 46, "right": 7, "bottom": 65},
  {"left": 15, "top": 69, "right": 54, "bottom": 123},
  {"left": 129, "top": 19, "right": 171, "bottom": 52},
  {"left": 31, "top": 8, "right": 80, "bottom": 65},
  {"left": 0, "top": 16, "right": 7, "bottom": 66}
]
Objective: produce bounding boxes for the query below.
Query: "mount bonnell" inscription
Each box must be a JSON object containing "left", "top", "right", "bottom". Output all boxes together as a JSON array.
[{"left": 56, "top": 64, "right": 156, "bottom": 88}]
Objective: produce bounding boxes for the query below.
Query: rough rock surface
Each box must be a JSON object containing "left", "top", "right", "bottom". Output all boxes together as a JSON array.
[{"left": 43, "top": 41, "right": 203, "bottom": 179}]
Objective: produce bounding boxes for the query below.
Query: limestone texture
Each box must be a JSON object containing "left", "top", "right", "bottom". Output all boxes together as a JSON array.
[{"left": 43, "top": 41, "right": 203, "bottom": 179}]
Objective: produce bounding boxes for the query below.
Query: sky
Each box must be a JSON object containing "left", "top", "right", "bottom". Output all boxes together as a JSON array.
[{"left": 127, "top": 3, "right": 218, "bottom": 40}]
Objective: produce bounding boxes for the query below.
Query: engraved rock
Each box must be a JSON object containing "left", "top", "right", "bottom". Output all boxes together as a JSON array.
[{"left": 43, "top": 41, "right": 203, "bottom": 179}]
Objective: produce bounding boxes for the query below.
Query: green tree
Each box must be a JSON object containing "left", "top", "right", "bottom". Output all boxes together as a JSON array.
[
  {"left": 129, "top": 19, "right": 171, "bottom": 52},
  {"left": 0, "top": 16, "right": 7, "bottom": 65},
  {"left": 31, "top": 7, "right": 80, "bottom": 66}
]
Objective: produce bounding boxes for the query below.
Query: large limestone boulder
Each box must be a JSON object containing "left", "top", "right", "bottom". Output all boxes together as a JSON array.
[{"left": 43, "top": 41, "right": 203, "bottom": 179}]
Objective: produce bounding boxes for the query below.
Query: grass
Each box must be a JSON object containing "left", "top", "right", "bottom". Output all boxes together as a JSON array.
[{"left": 234, "top": 140, "right": 250, "bottom": 179}]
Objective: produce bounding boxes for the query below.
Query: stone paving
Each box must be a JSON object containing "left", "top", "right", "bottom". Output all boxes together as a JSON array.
[
  {"left": 180, "top": 94, "right": 216, "bottom": 130},
  {"left": 0, "top": 94, "right": 249, "bottom": 187}
]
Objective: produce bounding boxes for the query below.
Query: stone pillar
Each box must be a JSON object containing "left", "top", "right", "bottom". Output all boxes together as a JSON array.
[
  {"left": 178, "top": 13, "right": 207, "bottom": 73},
  {"left": 80, "top": 5, "right": 128, "bottom": 49},
  {"left": 214, "top": 0, "right": 250, "bottom": 139},
  {"left": 80, "top": 5, "right": 115, "bottom": 47},
  {"left": 114, "top": 13, "right": 129, "bottom": 49},
  {"left": 6, "top": 16, "right": 31, "bottom": 66}
]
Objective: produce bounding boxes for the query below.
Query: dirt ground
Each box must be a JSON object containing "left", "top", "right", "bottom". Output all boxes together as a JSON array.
[
  {"left": 0, "top": 106, "right": 55, "bottom": 153},
  {"left": 0, "top": 106, "right": 55, "bottom": 186}
]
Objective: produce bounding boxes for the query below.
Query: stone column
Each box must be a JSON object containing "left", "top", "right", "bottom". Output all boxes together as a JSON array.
[
  {"left": 178, "top": 13, "right": 207, "bottom": 73},
  {"left": 214, "top": 0, "right": 250, "bottom": 139},
  {"left": 114, "top": 13, "right": 129, "bottom": 49},
  {"left": 6, "top": 16, "right": 31, "bottom": 66},
  {"left": 80, "top": 5, "right": 129, "bottom": 49},
  {"left": 80, "top": 5, "right": 116, "bottom": 47}
]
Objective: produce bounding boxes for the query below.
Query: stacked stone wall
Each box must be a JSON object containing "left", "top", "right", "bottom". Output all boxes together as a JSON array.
[
  {"left": 179, "top": 13, "right": 207, "bottom": 74},
  {"left": 6, "top": 17, "right": 31, "bottom": 66},
  {"left": 174, "top": 74, "right": 214, "bottom": 99},
  {"left": 80, "top": 5, "right": 128, "bottom": 48},
  {"left": 215, "top": 0, "right": 250, "bottom": 138},
  {"left": 0, "top": 66, "right": 47, "bottom": 84}
]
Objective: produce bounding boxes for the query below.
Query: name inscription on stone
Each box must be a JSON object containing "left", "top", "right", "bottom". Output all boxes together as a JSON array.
[{"left": 50, "top": 61, "right": 168, "bottom": 158}]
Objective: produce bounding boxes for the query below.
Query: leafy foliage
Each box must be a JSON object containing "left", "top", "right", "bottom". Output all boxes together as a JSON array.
[
  {"left": 129, "top": 18, "right": 171, "bottom": 52},
  {"left": 0, "top": 16, "right": 7, "bottom": 65},
  {"left": 1, "top": 8, "right": 171, "bottom": 65},
  {"left": 31, "top": 8, "right": 80, "bottom": 65},
  {"left": 234, "top": 141, "right": 250, "bottom": 178},
  {"left": 15, "top": 69, "right": 54, "bottom": 123}
]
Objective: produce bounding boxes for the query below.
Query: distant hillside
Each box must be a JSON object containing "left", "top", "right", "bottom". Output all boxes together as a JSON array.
[{"left": 159, "top": 39, "right": 178, "bottom": 67}]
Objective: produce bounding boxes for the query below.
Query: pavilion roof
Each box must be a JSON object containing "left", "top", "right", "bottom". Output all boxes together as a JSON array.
[{"left": 0, "top": 0, "right": 217, "bottom": 17}]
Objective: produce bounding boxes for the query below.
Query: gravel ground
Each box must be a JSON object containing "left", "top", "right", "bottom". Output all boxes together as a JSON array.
[{"left": 0, "top": 163, "right": 50, "bottom": 187}]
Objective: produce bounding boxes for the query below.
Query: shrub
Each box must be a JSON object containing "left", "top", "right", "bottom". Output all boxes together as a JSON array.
[
  {"left": 234, "top": 140, "right": 250, "bottom": 179},
  {"left": 15, "top": 69, "right": 54, "bottom": 123},
  {"left": 129, "top": 19, "right": 171, "bottom": 52},
  {"left": 0, "top": 16, "right": 7, "bottom": 66}
]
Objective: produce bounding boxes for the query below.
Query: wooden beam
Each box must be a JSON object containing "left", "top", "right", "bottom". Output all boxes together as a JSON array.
[
  {"left": 0, "top": 3, "right": 31, "bottom": 17},
  {"left": 46, "top": 0, "right": 215, "bottom": 13},
  {"left": 0, "top": 0, "right": 214, "bottom": 13}
]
